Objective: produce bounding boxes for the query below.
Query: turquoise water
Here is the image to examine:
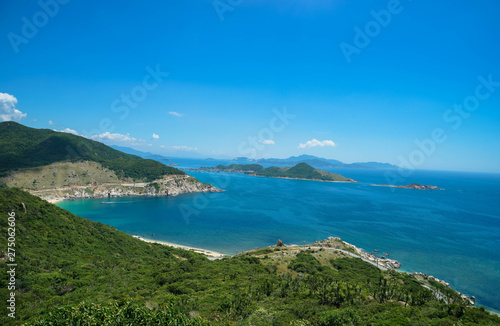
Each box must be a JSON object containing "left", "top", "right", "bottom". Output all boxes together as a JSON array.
[{"left": 58, "top": 159, "right": 500, "bottom": 312}]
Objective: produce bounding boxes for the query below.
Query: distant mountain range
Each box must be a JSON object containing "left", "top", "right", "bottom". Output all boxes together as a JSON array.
[
  {"left": 233, "top": 155, "right": 398, "bottom": 169},
  {"left": 107, "top": 148, "right": 397, "bottom": 170},
  {"left": 110, "top": 145, "right": 171, "bottom": 161}
]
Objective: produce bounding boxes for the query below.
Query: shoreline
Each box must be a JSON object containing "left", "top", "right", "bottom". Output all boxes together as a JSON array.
[
  {"left": 134, "top": 236, "right": 225, "bottom": 258},
  {"left": 37, "top": 185, "right": 223, "bottom": 205}
]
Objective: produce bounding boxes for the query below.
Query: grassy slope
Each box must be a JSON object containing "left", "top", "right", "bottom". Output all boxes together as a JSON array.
[
  {"left": 0, "top": 161, "right": 122, "bottom": 190},
  {"left": 1, "top": 188, "right": 499, "bottom": 325},
  {"left": 0, "top": 122, "right": 184, "bottom": 182}
]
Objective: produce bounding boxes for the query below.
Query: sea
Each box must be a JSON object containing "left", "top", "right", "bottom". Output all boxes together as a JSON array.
[{"left": 57, "top": 158, "right": 500, "bottom": 313}]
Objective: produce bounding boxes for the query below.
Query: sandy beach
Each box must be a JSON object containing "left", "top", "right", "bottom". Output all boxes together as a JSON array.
[
  {"left": 135, "top": 236, "right": 225, "bottom": 258},
  {"left": 47, "top": 198, "right": 63, "bottom": 204}
]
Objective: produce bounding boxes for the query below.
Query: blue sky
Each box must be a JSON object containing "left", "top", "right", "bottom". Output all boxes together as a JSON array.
[{"left": 1, "top": 0, "right": 500, "bottom": 172}]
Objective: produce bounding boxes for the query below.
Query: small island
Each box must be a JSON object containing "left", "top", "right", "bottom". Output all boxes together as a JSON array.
[
  {"left": 371, "top": 183, "right": 441, "bottom": 190},
  {"left": 196, "top": 162, "right": 357, "bottom": 183}
]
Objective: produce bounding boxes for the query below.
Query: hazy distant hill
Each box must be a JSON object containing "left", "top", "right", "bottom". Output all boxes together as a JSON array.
[
  {"left": 236, "top": 154, "right": 398, "bottom": 169},
  {"left": 110, "top": 145, "right": 171, "bottom": 161}
]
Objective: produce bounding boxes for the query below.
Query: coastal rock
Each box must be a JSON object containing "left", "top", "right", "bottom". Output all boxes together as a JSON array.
[
  {"left": 313, "top": 237, "right": 402, "bottom": 270},
  {"left": 30, "top": 175, "right": 223, "bottom": 202},
  {"left": 371, "top": 183, "right": 441, "bottom": 190},
  {"left": 340, "top": 240, "right": 402, "bottom": 270}
]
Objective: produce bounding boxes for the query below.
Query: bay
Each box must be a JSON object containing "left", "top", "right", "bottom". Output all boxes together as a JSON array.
[{"left": 57, "top": 158, "right": 500, "bottom": 312}]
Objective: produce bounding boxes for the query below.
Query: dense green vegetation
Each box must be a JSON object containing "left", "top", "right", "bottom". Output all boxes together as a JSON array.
[
  {"left": 1, "top": 187, "right": 499, "bottom": 325},
  {"left": 0, "top": 122, "right": 184, "bottom": 181},
  {"left": 26, "top": 301, "right": 211, "bottom": 325},
  {"left": 215, "top": 164, "right": 265, "bottom": 172},
  {"left": 214, "top": 162, "right": 354, "bottom": 182},
  {"left": 101, "top": 158, "right": 184, "bottom": 182}
]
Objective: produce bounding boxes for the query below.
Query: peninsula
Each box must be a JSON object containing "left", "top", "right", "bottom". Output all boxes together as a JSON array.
[
  {"left": 0, "top": 122, "right": 222, "bottom": 202},
  {"left": 196, "top": 162, "right": 358, "bottom": 182}
]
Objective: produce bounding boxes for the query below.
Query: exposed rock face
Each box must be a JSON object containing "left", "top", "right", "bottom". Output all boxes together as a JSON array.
[
  {"left": 411, "top": 272, "right": 476, "bottom": 306},
  {"left": 341, "top": 240, "right": 402, "bottom": 270},
  {"left": 29, "top": 175, "right": 223, "bottom": 202},
  {"left": 402, "top": 183, "right": 440, "bottom": 190},
  {"left": 0, "top": 161, "right": 223, "bottom": 202},
  {"left": 312, "top": 237, "right": 402, "bottom": 270}
]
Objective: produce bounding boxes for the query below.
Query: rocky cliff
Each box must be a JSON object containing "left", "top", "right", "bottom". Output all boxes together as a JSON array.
[{"left": 1, "top": 161, "right": 223, "bottom": 202}]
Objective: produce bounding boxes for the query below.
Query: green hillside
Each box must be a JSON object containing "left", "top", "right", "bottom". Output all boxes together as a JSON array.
[
  {"left": 1, "top": 187, "right": 498, "bottom": 325},
  {"left": 214, "top": 162, "right": 354, "bottom": 182},
  {"left": 0, "top": 122, "right": 184, "bottom": 182},
  {"left": 215, "top": 164, "right": 265, "bottom": 172},
  {"left": 256, "top": 162, "right": 352, "bottom": 182}
]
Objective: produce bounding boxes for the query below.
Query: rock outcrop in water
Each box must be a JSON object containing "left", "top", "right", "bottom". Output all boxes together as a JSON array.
[{"left": 371, "top": 183, "right": 441, "bottom": 190}]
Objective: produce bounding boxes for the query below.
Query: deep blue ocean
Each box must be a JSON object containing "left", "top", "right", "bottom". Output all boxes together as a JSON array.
[{"left": 57, "top": 158, "right": 500, "bottom": 312}]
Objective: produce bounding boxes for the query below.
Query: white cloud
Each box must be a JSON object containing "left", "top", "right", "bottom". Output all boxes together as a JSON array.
[
  {"left": 147, "top": 144, "right": 152, "bottom": 146},
  {"left": 168, "top": 111, "right": 182, "bottom": 117},
  {"left": 171, "top": 145, "right": 198, "bottom": 151},
  {"left": 91, "top": 132, "right": 137, "bottom": 142},
  {"left": 298, "top": 139, "right": 336, "bottom": 149},
  {"left": 160, "top": 145, "right": 166, "bottom": 148},
  {"left": 152, "top": 133, "right": 159, "bottom": 139},
  {"left": 59, "top": 128, "right": 79, "bottom": 135},
  {"left": 259, "top": 139, "right": 275, "bottom": 145},
  {"left": 0, "top": 93, "right": 26, "bottom": 122},
  {"left": 48, "top": 120, "right": 54, "bottom": 125}
]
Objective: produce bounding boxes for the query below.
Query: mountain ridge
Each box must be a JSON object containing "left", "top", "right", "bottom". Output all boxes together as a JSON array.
[{"left": 234, "top": 154, "right": 398, "bottom": 169}]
